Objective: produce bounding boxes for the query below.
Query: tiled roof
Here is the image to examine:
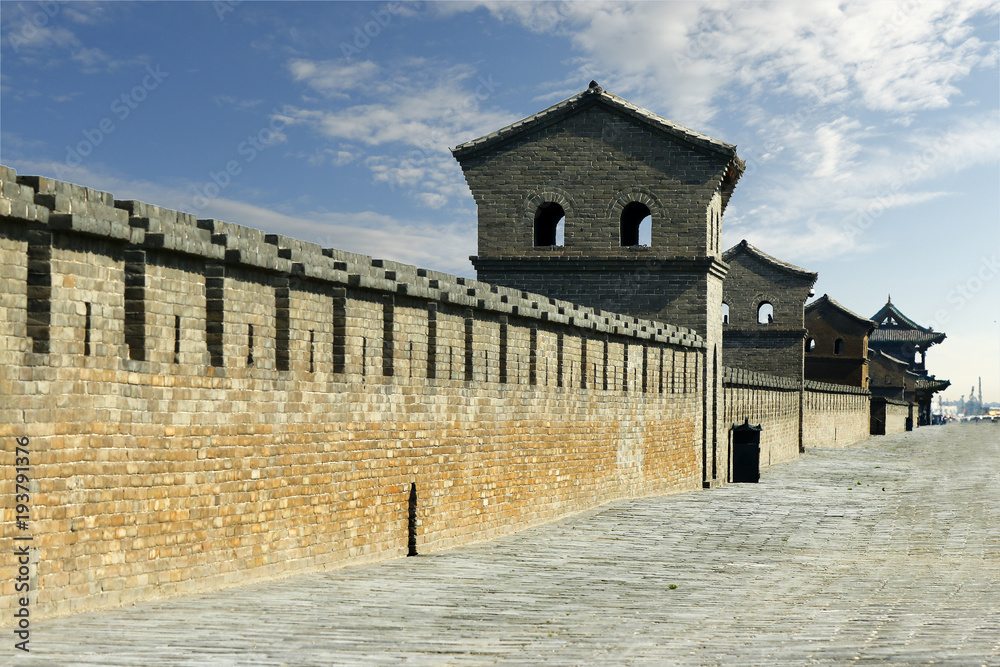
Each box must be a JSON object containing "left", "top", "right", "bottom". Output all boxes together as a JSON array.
[
  {"left": 870, "top": 300, "right": 946, "bottom": 346},
  {"left": 915, "top": 376, "right": 950, "bottom": 392},
  {"left": 870, "top": 328, "right": 947, "bottom": 344},
  {"left": 805, "top": 294, "right": 876, "bottom": 329},
  {"left": 452, "top": 82, "right": 741, "bottom": 162},
  {"left": 722, "top": 240, "right": 818, "bottom": 281}
]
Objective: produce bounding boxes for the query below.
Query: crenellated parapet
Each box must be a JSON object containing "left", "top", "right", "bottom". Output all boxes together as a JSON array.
[{"left": 1, "top": 165, "right": 702, "bottom": 370}]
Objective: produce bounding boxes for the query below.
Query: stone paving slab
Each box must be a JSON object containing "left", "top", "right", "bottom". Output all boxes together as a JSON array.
[{"left": 10, "top": 423, "right": 1000, "bottom": 666}]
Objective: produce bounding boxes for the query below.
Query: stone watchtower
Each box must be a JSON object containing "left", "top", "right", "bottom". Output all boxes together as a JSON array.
[
  {"left": 452, "top": 82, "right": 742, "bottom": 343},
  {"left": 721, "top": 240, "right": 817, "bottom": 380},
  {"left": 453, "top": 82, "right": 743, "bottom": 486}
]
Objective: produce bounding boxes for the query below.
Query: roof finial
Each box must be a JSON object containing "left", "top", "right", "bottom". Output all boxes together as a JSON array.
[
  {"left": 588, "top": 80, "right": 601, "bottom": 92},
  {"left": 887, "top": 293, "right": 892, "bottom": 304}
]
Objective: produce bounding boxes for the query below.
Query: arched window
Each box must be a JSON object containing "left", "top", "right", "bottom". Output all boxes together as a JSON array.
[
  {"left": 834, "top": 338, "right": 844, "bottom": 355},
  {"left": 620, "top": 201, "right": 651, "bottom": 247},
  {"left": 534, "top": 202, "right": 565, "bottom": 247},
  {"left": 806, "top": 338, "right": 816, "bottom": 352},
  {"left": 757, "top": 302, "right": 773, "bottom": 325},
  {"left": 722, "top": 303, "right": 730, "bottom": 325}
]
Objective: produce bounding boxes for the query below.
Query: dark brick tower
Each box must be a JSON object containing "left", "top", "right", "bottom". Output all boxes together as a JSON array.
[
  {"left": 453, "top": 82, "right": 744, "bottom": 487},
  {"left": 721, "top": 240, "right": 817, "bottom": 380},
  {"left": 453, "top": 82, "right": 742, "bottom": 340}
]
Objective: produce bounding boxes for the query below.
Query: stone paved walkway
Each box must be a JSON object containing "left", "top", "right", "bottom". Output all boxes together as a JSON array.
[{"left": 12, "top": 423, "right": 1000, "bottom": 666}]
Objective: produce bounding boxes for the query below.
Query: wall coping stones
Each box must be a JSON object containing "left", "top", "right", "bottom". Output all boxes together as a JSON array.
[
  {"left": 723, "top": 366, "right": 800, "bottom": 391},
  {"left": 804, "top": 379, "right": 870, "bottom": 396},
  {"left": 872, "top": 395, "right": 912, "bottom": 407}
]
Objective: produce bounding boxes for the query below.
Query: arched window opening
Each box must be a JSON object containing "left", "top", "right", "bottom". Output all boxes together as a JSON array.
[
  {"left": 757, "top": 302, "right": 773, "bottom": 325},
  {"left": 620, "top": 201, "right": 651, "bottom": 247},
  {"left": 534, "top": 202, "right": 565, "bottom": 247},
  {"left": 834, "top": 338, "right": 844, "bottom": 355},
  {"left": 722, "top": 303, "right": 730, "bottom": 325},
  {"left": 806, "top": 338, "right": 816, "bottom": 352}
]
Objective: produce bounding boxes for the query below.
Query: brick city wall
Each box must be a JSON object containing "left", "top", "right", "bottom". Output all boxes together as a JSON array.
[
  {"left": 802, "top": 380, "right": 870, "bottom": 448},
  {"left": 0, "top": 166, "right": 707, "bottom": 621},
  {"left": 1, "top": 165, "right": 894, "bottom": 622},
  {"left": 722, "top": 367, "right": 801, "bottom": 472},
  {"left": 722, "top": 331, "right": 805, "bottom": 381}
]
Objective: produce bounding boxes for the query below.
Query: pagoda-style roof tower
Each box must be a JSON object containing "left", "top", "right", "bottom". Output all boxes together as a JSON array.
[
  {"left": 869, "top": 297, "right": 949, "bottom": 426},
  {"left": 871, "top": 298, "right": 947, "bottom": 349}
]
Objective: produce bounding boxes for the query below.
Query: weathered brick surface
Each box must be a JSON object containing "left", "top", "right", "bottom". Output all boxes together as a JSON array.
[
  {"left": 0, "top": 135, "right": 893, "bottom": 622},
  {"left": 0, "top": 165, "right": 705, "bottom": 622},
  {"left": 871, "top": 397, "right": 911, "bottom": 435},
  {"left": 802, "top": 381, "right": 870, "bottom": 448},
  {"left": 722, "top": 367, "right": 801, "bottom": 471}
]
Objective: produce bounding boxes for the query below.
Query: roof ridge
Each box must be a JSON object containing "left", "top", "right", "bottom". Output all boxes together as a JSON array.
[
  {"left": 451, "top": 84, "right": 738, "bottom": 159},
  {"left": 871, "top": 301, "right": 930, "bottom": 332},
  {"left": 805, "top": 294, "right": 876, "bottom": 327},
  {"left": 722, "top": 239, "right": 817, "bottom": 279}
]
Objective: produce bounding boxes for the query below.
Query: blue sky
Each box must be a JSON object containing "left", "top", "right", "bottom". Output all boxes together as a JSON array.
[{"left": 2, "top": 1, "right": 998, "bottom": 402}]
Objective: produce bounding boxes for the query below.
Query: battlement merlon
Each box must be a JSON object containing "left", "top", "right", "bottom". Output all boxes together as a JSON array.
[{"left": 0, "top": 165, "right": 703, "bottom": 348}]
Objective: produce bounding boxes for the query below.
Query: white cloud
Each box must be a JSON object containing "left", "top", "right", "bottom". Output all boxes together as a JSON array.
[
  {"left": 721, "top": 106, "right": 998, "bottom": 263},
  {"left": 62, "top": 4, "right": 113, "bottom": 26},
  {"left": 4, "top": 23, "right": 80, "bottom": 54},
  {"left": 287, "top": 59, "right": 381, "bottom": 98},
  {"left": 803, "top": 117, "right": 864, "bottom": 182},
  {"left": 462, "top": 1, "right": 997, "bottom": 126},
  {"left": 283, "top": 58, "right": 516, "bottom": 209},
  {"left": 4, "top": 4, "right": 141, "bottom": 73}
]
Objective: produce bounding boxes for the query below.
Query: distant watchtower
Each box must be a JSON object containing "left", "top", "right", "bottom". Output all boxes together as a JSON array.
[
  {"left": 721, "top": 240, "right": 817, "bottom": 380},
  {"left": 451, "top": 82, "right": 743, "bottom": 344}
]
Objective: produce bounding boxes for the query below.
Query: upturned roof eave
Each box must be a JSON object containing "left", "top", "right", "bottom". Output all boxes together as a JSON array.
[
  {"left": 871, "top": 301, "right": 942, "bottom": 335},
  {"left": 870, "top": 330, "right": 947, "bottom": 345}
]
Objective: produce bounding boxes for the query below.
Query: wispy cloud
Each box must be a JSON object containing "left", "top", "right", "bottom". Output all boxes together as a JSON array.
[
  {"left": 213, "top": 95, "right": 264, "bottom": 112},
  {"left": 467, "top": 1, "right": 997, "bottom": 124},
  {"left": 458, "top": 1, "right": 998, "bottom": 263},
  {"left": 3, "top": 2, "right": 141, "bottom": 73},
  {"left": 287, "top": 59, "right": 381, "bottom": 99},
  {"left": 282, "top": 57, "right": 515, "bottom": 209}
]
